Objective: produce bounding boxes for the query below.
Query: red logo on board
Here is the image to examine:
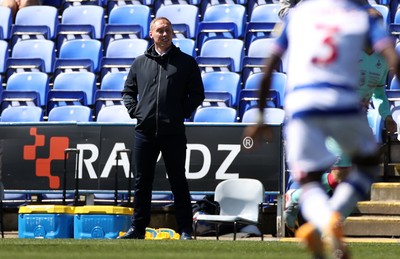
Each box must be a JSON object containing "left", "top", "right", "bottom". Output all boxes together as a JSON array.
[{"left": 23, "top": 127, "right": 70, "bottom": 189}]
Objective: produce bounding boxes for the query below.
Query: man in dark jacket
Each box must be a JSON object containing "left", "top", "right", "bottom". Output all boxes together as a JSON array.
[{"left": 118, "top": 17, "right": 205, "bottom": 240}]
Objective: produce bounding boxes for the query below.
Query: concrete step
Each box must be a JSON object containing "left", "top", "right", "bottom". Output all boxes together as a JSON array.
[
  {"left": 354, "top": 201, "right": 400, "bottom": 215},
  {"left": 344, "top": 215, "right": 400, "bottom": 237},
  {"left": 371, "top": 183, "right": 400, "bottom": 201}
]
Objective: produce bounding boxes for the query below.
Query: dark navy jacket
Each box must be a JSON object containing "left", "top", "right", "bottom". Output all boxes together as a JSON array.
[{"left": 122, "top": 44, "right": 205, "bottom": 135}]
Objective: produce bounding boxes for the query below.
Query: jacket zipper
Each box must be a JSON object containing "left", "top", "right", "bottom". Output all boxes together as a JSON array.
[{"left": 156, "top": 63, "right": 162, "bottom": 136}]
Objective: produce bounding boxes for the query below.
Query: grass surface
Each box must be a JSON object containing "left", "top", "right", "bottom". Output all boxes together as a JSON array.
[{"left": 1, "top": 239, "right": 400, "bottom": 259}]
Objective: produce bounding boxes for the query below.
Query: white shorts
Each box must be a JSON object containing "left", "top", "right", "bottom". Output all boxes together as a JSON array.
[{"left": 285, "top": 114, "right": 377, "bottom": 182}]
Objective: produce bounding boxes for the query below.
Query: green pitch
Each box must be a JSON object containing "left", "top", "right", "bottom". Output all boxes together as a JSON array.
[{"left": 1, "top": 239, "right": 400, "bottom": 258}]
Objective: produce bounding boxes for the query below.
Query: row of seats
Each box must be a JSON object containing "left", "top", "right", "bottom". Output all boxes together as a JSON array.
[
  {"left": 0, "top": 37, "right": 280, "bottom": 80},
  {"left": 0, "top": 104, "right": 285, "bottom": 124},
  {"left": 0, "top": 4, "right": 281, "bottom": 41},
  {"left": 0, "top": 67, "right": 287, "bottom": 118}
]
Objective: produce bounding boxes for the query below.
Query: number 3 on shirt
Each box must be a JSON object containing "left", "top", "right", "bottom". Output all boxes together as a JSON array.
[{"left": 311, "top": 24, "right": 339, "bottom": 65}]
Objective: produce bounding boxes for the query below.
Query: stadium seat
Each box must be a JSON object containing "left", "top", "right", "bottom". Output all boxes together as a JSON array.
[
  {"left": 193, "top": 106, "right": 237, "bottom": 122},
  {"left": 201, "top": 71, "right": 241, "bottom": 107},
  {"left": 1, "top": 72, "right": 49, "bottom": 112},
  {"left": 242, "top": 72, "right": 287, "bottom": 113},
  {"left": 99, "top": 57, "right": 134, "bottom": 81},
  {"left": 100, "top": 39, "right": 147, "bottom": 78},
  {"left": 244, "top": 22, "right": 277, "bottom": 53},
  {"left": 385, "top": 89, "right": 400, "bottom": 108},
  {"left": 238, "top": 89, "right": 281, "bottom": 120},
  {"left": 193, "top": 178, "right": 265, "bottom": 240},
  {"left": 390, "top": 76, "right": 400, "bottom": 90},
  {"left": 55, "top": 39, "right": 103, "bottom": 75},
  {"left": 0, "top": 6, "right": 12, "bottom": 40},
  {"left": 105, "top": 38, "right": 148, "bottom": 59},
  {"left": 57, "top": 5, "right": 105, "bottom": 49},
  {"left": 243, "top": 71, "right": 286, "bottom": 106},
  {"left": 199, "top": 0, "right": 245, "bottom": 18},
  {"left": 250, "top": 3, "right": 281, "bottom": 23},
  {"left": 94, "top": 72, "right": 127, "bottom": 115},
  {"left": 197, "top": 4, "right": 246, "bottom": 51},
  {"left": 242, "top": 38, "right": 282, "bottom": 83},
  {"left": 196, "top": 38, "right": 244, "bottom": 73},
  {"left": 156, "top": 5, "right": 199, "bottom": 39},
  {"left": 104, "top": 5, "right": 151, "bottom": 48},
  {"left": 106, "top": 0, "right": 154, "bottom": 15},
  {"left": 0, "top": 40, "right": 8, "bottom": 74},
  {"left": 241, "top": 107, "right": 285, "bottom": 124},
  {"left": 96, "top": 105, "right": 136, "bottom": 122},
  {"left": 8, "top": 39, "right": 55, "bottom": 74},
  {"left": 247, "top": 0, "right": 278, "bottom": 17},
  {"left": 11, "top": 5, "right": 59, "bottom": 47},
  {"left": 0, "top": 106, "right": 43, "bottom": 122},
  {"left": 172, "top": 38, "right": 196, "bottom": 57},
  {"left": 2, "top": 192, "right": 32, "bottom": 208},
  {"left": 62, "top": 0, "right": 104, "bottom": 10},
  {"left": 372, "top": 4, "right": 389, "bottom": 27},
  {"left": 47, "top": 71, "right": 96, "bottom": 112},
  {"left": 48, "top": 105, "right": 93, "bottom": 122}
]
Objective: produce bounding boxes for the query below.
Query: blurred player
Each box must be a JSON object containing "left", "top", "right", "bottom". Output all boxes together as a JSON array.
[{"left": 244, "top": 0, "right": 400, "bottom": 258}]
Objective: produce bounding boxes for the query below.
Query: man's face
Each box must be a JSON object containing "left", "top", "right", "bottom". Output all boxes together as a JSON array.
[{"left": 150, "top": 19, "right": 173, "bottom": 51}]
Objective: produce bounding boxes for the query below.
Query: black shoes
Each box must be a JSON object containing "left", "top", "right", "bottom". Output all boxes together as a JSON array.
[
  {"left": 180, "top": 232, "right": 193, "bottom": 240},
  {"left": 117, "top": 227, "right": 145, "bottom": 239}
]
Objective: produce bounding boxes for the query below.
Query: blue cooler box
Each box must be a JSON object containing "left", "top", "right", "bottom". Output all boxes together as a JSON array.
[
  {"left": 74, "top": 206, "right": 133, "bottom": 239},
  {"left": 18, "top": 205, "right": 75, "bottom": 238}
]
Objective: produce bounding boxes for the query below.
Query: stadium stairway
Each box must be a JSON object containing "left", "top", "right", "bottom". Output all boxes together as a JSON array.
[{"left": 344, "top": 182, "right": 400, "bottom": 237}]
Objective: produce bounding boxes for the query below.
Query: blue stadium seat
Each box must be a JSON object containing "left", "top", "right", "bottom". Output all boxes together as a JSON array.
[
  {"left": 57, "top": 5, "right": 105, "bottom": 49},
  {"left": 244, "top": 22, "right": 277, "bottom": 52},
  {"left": 2, "top": 193, "right": 31, "bottom": 208},
  {"left": 241, "top": 107, "right": 285, "bottom": 124},
  {"left": 104, "top": 5, "right": 151, "bottom": 48},
  {"left": 199, "top": 0, "right": 245, "bottom": 18},
  {"left": 250, "top": 3, "right": 281, "bottom": 23},
  {"left": 247, "top": 0, "right": 278, "bottom": 17},
  {"left": 55, "top": 39, "right": 103, "bottom": 75},
  {"left": 0, "top": 6, "right": 12, "bottom": 40},
  {"left": 94, "top": 72, "right": 127, "bottom": 115},
  {"left": 8, "top": 39, "right": 55, "bottom": 74},
  {"left": 99, "top": 38, "right": 147, "bottom": 78},
  {"left": 11, "top": 5, "right": 59, "bottom": 47},
  {"left": 96, "top": 105, "right": 136, "bottom": 122},
  {"left": 172, "top": 38, "right": 196, "bottom": 57},
  {"left": 197, "top": 4, "right": 246, "bottom": 51},
  {"left": 0, "top": 40, "right": 8, "bottom": 74},
  {"left": 47, "top": 71, "right": 96, "bottom": 112},
  {"left": 390, "top": 76, "right": 400, "bottom": 90},
  {"left": 105, "top": 38, "right": 148, "bottom": 59},
  {"left": 372, "top": 4, "right": 389, "bottom": 27},
  {"left": 62, "top": 0, "right": 104, "bottom": 10},
  {"left": 99, "top": 57, "right": 134, "bottom": 81},
  {"left": 101, "top": 71, "right": 127, "bottom": 91},
  {"left": 0, "top": 106, "right": 43, "bottom": 122},
  {"left": 48, "top": 105, "right": 93, "bottom": 122},
  {"left": 201, "top": 71, "right": 241, "bottom": 107},
  {"left": 196, "top": 38, "right": 244, "bottom": 73},
  {"left": 238, "top": 89, "right": 280, "bottom": 121},
  {"left": 156, "top": 4, "right": 199, "bottom": 39},
  {"left": 106, "top": 0, "right": 154, "bottom": 15},
  {"left": 193, "top": 106, "right": 237, "bottom": 122},
  {"left": 1, "top": 72, "right": 49, "bottom": 112},
  {"left": 244, "top": 71, "right": 286, "bottom": 107},
  {"left": 242, "top": 37, "right": 282, "bottom": 83}
]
